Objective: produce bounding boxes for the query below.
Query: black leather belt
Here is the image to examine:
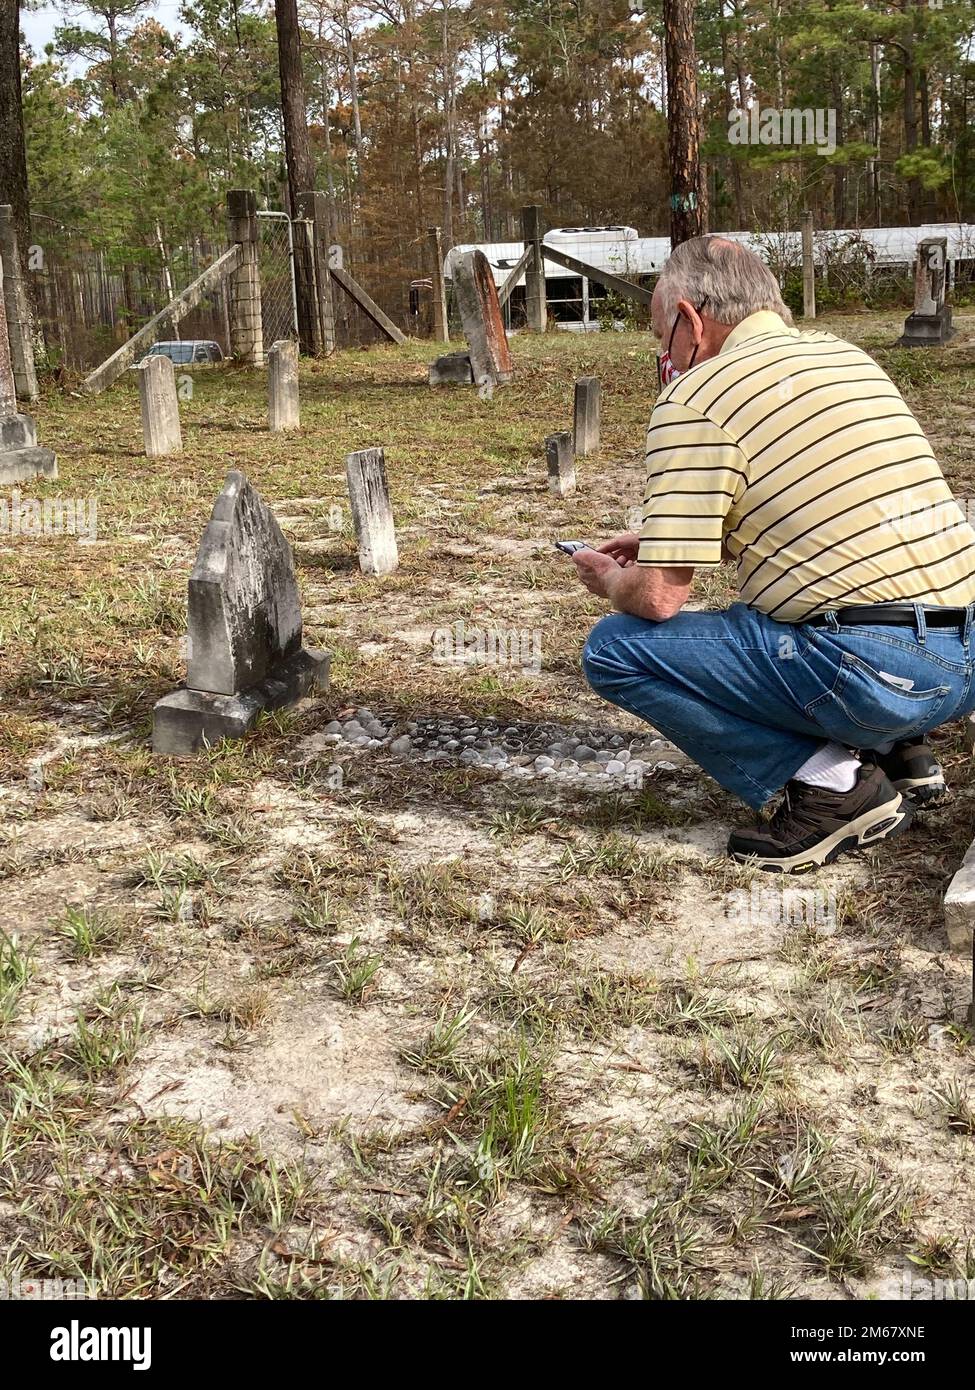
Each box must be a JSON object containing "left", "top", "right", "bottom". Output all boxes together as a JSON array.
[{"left": 806, "top": 604, "right": 969, "bottom": 629}]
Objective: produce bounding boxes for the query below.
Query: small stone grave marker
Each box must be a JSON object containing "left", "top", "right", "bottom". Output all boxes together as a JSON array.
[
  {"left": 268, "top": 339, "right": 300, "bottom": 431},
  {"left": 573, "top": 377, "right": 600, "bottom": 456},
  {"left": 899, "top": 238, "right": 954, "bottom": 347},
  {"left": 138, "top": 353, "right": 183, "bottom": 457},
  {"left": 545, "top": 431, "right": 575, "bottom": 496},
  {"left": 345, "top": 447, "right": 399, "bottom": 575},
  {"left": 0, "top": 259, "right": 56, "bottom": 485}
]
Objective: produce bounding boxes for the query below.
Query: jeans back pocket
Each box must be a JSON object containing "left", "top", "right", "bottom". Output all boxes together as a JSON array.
[{"left": 803, "top": 650, "right": 952, "bottom": 745}]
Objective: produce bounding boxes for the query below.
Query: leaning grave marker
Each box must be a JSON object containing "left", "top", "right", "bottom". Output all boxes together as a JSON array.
[
  {"left": 152, "top": 471, "right": 329, "bottom": 755},
  {"left": 0, "top": 260, "right": 57, "bottom": 487},
  {"left": 428, "top": 249, "right": 513, "bottom": 390}
]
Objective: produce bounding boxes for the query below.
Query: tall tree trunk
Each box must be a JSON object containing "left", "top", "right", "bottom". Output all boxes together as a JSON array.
[
  {"left": 274, "top": 0, "right": 316, "bottom": 215},
  {"left": 870, "top": 41, "right": 883, "bottom": 224},
  {"left": 0, "top": 0, "right": 35, "bottom": 315},
  {"left": 663, "top": 0, "right": 708, "bottom": 245},
  {"left": 346, "top": 21, "right": 363, "bottom": 169},
  {"left": 831, "top": 68, "right": 846, "bottom": 227},
  {"left": 901, "top": 3, "right": 921, "bottom": 222},
  {"left": 274, "top": 0, "right": 317, "bottom": 351},
  {"left": 720, "top": 17, "right": 744, "bottom": 230},
  {"left": 919, "top": 64, "right": 937, "bottom": 219},
  {"left": 441, "top": 6, "right": 456, "bottom": 249}
]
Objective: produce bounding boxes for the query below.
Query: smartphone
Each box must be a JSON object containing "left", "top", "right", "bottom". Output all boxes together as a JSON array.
[{"left": 554, "top": 540, "right": 591, "bottom": 556}]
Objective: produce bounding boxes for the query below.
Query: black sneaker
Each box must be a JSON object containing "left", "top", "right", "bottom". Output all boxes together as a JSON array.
[
  {"left": 728, "top": 764, "right": 913, "bottom": 873},
  {"left": 864, "top": 737, "right": 946, "bottom": 806}
]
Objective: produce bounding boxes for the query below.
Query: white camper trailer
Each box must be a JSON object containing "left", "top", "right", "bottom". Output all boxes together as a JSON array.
[{"left": 443, "top": 222, "right": 975, "bottom": 330}]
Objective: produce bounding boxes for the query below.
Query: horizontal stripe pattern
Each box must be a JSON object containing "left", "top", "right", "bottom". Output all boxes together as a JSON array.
[{"left": 639, "top": 311, "right": 975, "bottom": 620}]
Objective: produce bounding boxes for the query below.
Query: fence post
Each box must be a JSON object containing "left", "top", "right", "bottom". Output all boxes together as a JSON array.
[
  {"left": 226, "top": 189, "right": 264, "bottom": 365},
  {"left": 801, "top": 210, "right": 816, "bottom": 319},
  {"left": 427, "top": 227, "right": 449, "bottom": 342},
  {"left": 0, "top": 205, "right": 38, "bottom": 400},
  {"left": 521, "top": 205, "right": 547, "bottom": 333},
  {"left": 296, "top": 190, "right": 336, "bottom": 354}
]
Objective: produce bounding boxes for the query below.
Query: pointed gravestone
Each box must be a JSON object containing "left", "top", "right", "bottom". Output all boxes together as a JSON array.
[
  {"left": 152, "top": 471, "right": 329, "bottom": 754},
  {"left": 450, "top": 249, "right": 514, "bottom": 390},
  {"left": 0, "top": 259, "right": 57, "bottom": 486},
  {"left": 899, "top": 237, "right": 954, "bottom": 347}
]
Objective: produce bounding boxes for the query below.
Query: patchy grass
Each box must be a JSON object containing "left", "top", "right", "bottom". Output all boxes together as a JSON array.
[{"left": 1, "top": 318, "right": 974, "bottom": 1298}]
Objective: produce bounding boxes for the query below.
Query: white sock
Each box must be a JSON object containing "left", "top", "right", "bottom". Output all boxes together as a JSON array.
[{"left": 794, "top": 742, "right": 861, "bottom": 793}]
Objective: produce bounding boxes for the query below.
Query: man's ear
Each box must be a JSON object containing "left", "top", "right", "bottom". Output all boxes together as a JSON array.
[{"left": 675, "top": 298, "right": 705, "bottom": 345}]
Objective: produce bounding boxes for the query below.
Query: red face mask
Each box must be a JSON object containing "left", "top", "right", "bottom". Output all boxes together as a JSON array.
[
  {"left": 657, "top": 350, "right": 680, "bottom": 387},
  {"left": 656, "top": 297, "right": 709, "bottom": 390}
]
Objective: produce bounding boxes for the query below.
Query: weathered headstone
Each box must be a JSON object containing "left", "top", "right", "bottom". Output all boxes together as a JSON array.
[
  {"left": 545, "top": 431, "right": 575, "bottom": 497},
  {"left": 964, "top": 712, "right": 975, "bottom": 753},
  {"left": 428, "top": 351, "right": 474, "bottom": 386},
  {"left": 268, "top": 339, "right": 300, "bottom": 431},
  {"left": 152, "top": 471, "right": 329, "bottom": 755},
  {"left": 944, "top": 842, "right": 975, "bottom": 953},
  {"left": 345, "top": 447, "right": 399, "bottom": 576},
  {"left": 0, "top": 204, "right": 39, "bottom": 401},
  {"left": 899, "top": 238, "right": 954, "bottom": 347},
  {"left": 0, "top": 259, "right": 56, "bottom": 486},
  {"left": 138, "top": 353, "right": 182, "bottom": 457},
  {"left": 452, "top": 249, "right": 514, "bottom": 389},
  {"left": 573, "top": 376, "right": 601, "bottom": 456}
]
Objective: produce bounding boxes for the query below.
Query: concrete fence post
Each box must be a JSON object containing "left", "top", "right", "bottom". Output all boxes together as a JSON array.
[{"left": 226, "top": 189, "right": 264, "bottom": 365}]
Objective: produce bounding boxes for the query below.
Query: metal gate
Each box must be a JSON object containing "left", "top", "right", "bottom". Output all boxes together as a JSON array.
[{"left": 256, "top": 211, "right": 298, "bottom": 346}]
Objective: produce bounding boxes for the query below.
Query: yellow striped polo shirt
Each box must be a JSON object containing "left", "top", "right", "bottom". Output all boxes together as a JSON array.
[{"left": 638, "top": 310, "right": 975, "bottom": 622}]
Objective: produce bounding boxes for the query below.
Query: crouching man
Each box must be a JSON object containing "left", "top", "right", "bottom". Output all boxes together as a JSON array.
[{"left": 576, "top": 235, "right": 975, "bottom": 872}]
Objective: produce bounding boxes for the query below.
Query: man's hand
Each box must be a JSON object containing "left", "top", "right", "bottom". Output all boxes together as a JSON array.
[
  {"left": 595, "top": 531, "right": 640, "bottom": 566},
  {"left": 572, "top": 546, "right": 622, "bottom": 598},
  {"left": 572, "top": 546, "right": 693, "bottom": 622}
]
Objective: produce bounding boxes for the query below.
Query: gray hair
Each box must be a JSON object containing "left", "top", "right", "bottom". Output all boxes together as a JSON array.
[{"left": 656, "top": 236, "right": 793, "bottom": 329}]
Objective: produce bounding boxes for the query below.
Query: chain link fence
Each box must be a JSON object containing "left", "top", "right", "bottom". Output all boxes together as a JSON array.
[
  {"left": 256, "top": 212, "right": 297, "bottom": 348},
  {"left": 26, "top": 214, "right": 230, "bottom": 373}
]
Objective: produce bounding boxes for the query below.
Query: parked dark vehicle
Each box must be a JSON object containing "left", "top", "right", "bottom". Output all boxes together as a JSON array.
[{"left": 146, "top": 340, "right": 224, "bottom": 365}]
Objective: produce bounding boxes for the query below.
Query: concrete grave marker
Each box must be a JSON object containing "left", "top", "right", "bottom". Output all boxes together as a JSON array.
[
  {"left": 428, "top": 351, "right": 474, "bottom": 386},
  {"left": 545, "top": 431, "right": 575, "bottom": 496},
  {"left": 345, "top": 447, "right": 399, "bottom": 575},
  {"left": 0, "top": 258, "right": 56, "bottom": 486},
  {"left": 899, "top": 238, "right": 954, "bottom": 347},
  {"left": 268, "top": 339, "right": 300, "bottom": 431},
  {"left": 138, "top": 353, "right": 183, "bottom": 457},
  {"left": 573, "top": 377, "right": 601, "bottom": 456},
  {"left": 452, "top": 249, "right": 514, "bottom": 389},
  {"left": 152, "top": 471, "right": 329, "bottom": 755},
  {"left": 0, "top": 204, "right": 38, "bottom": 401},
  {"left": 944, "top": 840, "right": 975, "bottom": 954}
]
